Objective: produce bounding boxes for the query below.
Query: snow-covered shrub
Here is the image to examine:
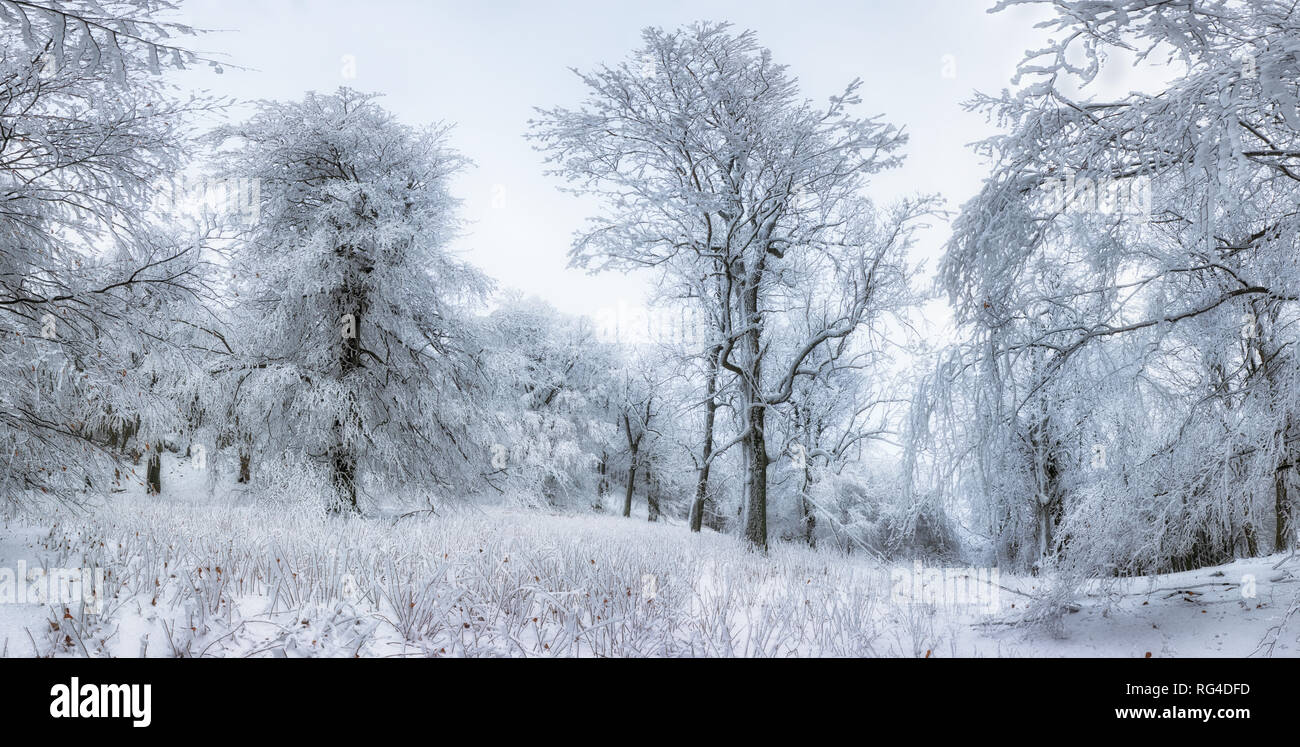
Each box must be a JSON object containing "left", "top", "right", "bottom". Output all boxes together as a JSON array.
[{"left": 804, "top": 468, "right": 959, "bottom": 561}]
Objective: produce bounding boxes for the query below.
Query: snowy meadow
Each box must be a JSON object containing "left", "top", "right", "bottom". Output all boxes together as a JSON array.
[
  {"left": 2, "top": 0, "right": 1300, "bottom": 663},
  {"left": 2, "top": 456, "right": 1295, "bottom": 658}
]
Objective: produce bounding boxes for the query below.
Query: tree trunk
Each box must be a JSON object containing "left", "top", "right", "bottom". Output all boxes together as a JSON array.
[
  {"left": 238, "top": 450, "right": 251, "bottom": 484},
  {"left": 800, "top": 494, "right": 816, "bottom": 547},
  {"left": 622, "top": 409, "right": 644, "bottom": 518},
  {"left": 1259, "top": 342, "right": 1294, "bottom": 552},
  {"left": 1275, "top": 460, "right": 1293, "bottom": 552},
  {"left": 739, "top": 281, "right": 768, "bottom": 550},
  {"left": 799, "top": 459, "right": 816, "bottom": 547},
  {"left": 331, "top": 265, "right": 364, "bottom": 514},
  {"left": 646, "top": 465, "right": 661, "bottom": 523},
  {"left": 689, "top": 345, "right": 721, "bottom": 533},
  {"left": 331, "top": 422, "right": 358, "bottom": 513},
  {"left": 741, "top": 397, "right": 769, "bottom": 549},
  {"left": 597, "top": 451, "right": 610, "bottom": 499},
  {"left": 793, "top": 403, "right": 818, "bottom": 547},
  {"left": 622, "top": 457, "right": 637, "bottom": 518},
  {"left": 146, "top": 450, "right": 161, "bottom": 495}
]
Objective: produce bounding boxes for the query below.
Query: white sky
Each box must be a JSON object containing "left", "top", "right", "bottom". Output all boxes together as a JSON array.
[{"left": 167, "top": 0, "right": 1059, "bottom": 324}]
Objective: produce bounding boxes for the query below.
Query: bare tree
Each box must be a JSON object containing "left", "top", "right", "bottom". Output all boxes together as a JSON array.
[{"left": 531, "top": 21, "right": 930, "bottom": 548}]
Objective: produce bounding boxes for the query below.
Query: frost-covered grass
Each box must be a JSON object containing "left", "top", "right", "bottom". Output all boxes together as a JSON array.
[
  {"left": 1, "top": 492, "right": 990, "bottom": 657},
  {"left": 3, "top": 459, "right": 1297, "bottom": 658}
]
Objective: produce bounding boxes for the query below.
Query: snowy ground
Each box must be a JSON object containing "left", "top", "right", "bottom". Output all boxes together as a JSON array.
[{"left": 1, "top": 455, "right": 1297, "bottom": 657}]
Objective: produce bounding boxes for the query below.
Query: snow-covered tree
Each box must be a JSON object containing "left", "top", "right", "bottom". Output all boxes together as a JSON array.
[
  {"left": 480, "top": 295, "right": 619, "bottom": 508},
  {"left": 929, "top": 0, "right": 1300, "bottom": 583},
  {"left": 0, "top": 0, "right": 217, "bottom": 504},
  {"left": 212, "top": 88, "right": 491, "bottom": 511},
  {"left": 531, "top": 21, "right": 933, "bottom": 548}
]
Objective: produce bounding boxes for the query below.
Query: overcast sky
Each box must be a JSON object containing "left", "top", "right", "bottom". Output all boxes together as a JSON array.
[{"left": 168, "top": 0, "right": 1059, "bottom": 324}]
